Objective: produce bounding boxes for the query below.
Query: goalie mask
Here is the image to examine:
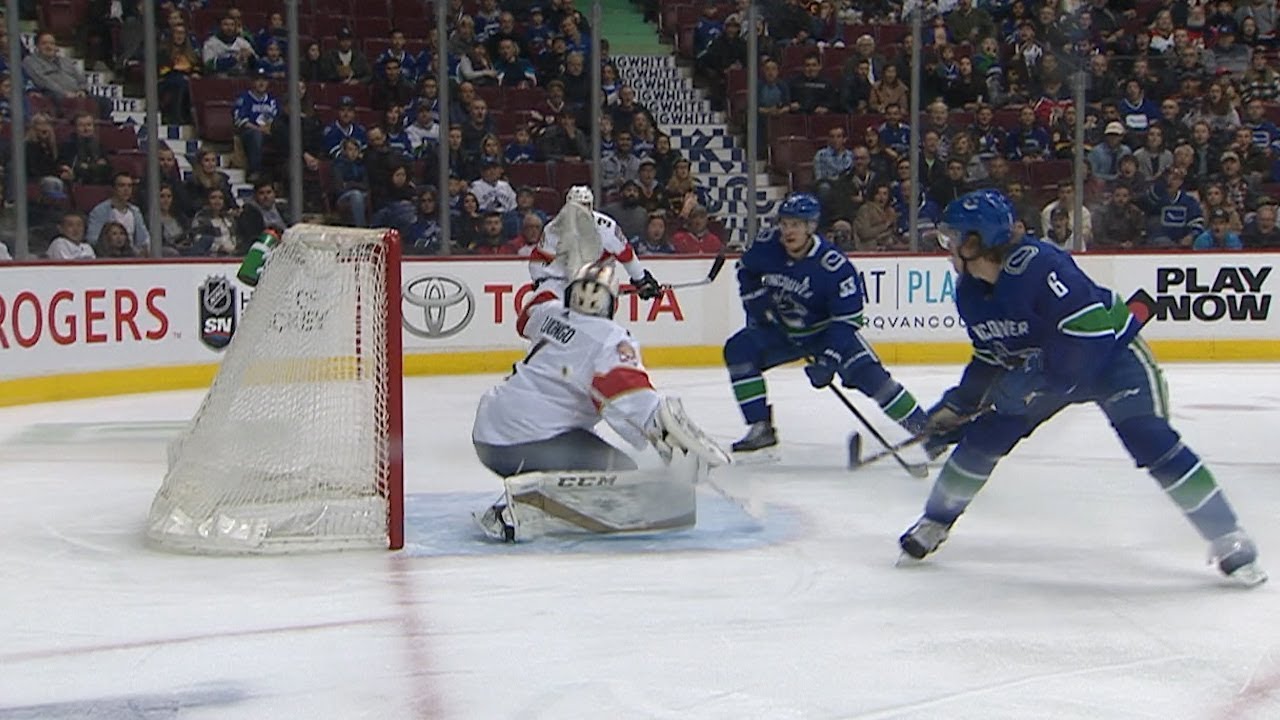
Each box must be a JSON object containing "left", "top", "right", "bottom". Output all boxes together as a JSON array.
[
  {"left": 565, "top": 261, "right": 620, "bottom": 319},
  {"left": 566, "top": 185, "right": 594, "bottom": 212}
]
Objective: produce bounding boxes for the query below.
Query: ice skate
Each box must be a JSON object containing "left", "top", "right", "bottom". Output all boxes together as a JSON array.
[
  {"left": 731, "top": 421, "right": 779, "bottom": 458},
  {"left": 474, "top": 501, "right": 517, "bottom": 542},
  {"left": 1210, "top": 530, "right": 1267, "bottom": 588},
  {"left": 897, "top": 516, "right": 952, "bottom": 563}
]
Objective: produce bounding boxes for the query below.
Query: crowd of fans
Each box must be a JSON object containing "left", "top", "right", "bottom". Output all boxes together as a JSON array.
[
  {"left": 5, "top": 0, "right": 1280, "bottom": 261},
  {"left": 682, "top": 0, "right": 1280, "bottom": 251},
  {"left": 1, "top": 0, "right": 733, "bottom": 261}
]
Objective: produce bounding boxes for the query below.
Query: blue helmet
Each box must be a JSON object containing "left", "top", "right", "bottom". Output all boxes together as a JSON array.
[
  {"left": 940, "top": 189, "right": 1016, "bottom": 249},
  {"left": 779, "top": 192, "right": 822, "bottom": 223}
]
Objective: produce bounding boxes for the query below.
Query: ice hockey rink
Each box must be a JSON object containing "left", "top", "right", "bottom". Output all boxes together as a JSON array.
[{"left": 1, "top": 364, "right": 1277, "bottom": 720}]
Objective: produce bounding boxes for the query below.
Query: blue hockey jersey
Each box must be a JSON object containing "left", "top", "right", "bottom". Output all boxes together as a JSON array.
[
  {"left": 233, "top": 90, "right": 279, "bottom": 129},
  {"left": 951, "top": 238, "right": 1139, "bottom": 405},
  {"left": 738, "top": 229, "right": 864, "bottom": 349}
]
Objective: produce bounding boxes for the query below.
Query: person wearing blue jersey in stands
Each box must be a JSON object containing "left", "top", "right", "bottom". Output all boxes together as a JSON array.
[
  {"left": 723, "top": 192, "right": 930, "bottom": 455},
  {"left": 899, "top": 189, "right": 1266, "bottom": 587}
]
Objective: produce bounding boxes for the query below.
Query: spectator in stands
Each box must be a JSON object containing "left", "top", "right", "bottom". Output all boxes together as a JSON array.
[
  {"left": 530, "top": 80, "right": 570, "bottom": 137},
  {"left": 190, "top": 188, "right": 240, "bottom": 256},
  {"left": 1134, "top": 126, "right": 1174, "bottom": 180},
  {"left": 1236, "top": 0, "right": 1276, "bottom": 34},
  {"left": 404, "top": 187, "right": 443, "bottom": 255},
  {"left": 186, "top": 149, "right": 233, "bottom": 215},
  {"left": 1111, "top": 154, "right": 1147, "bottom": 197},
  {"left": 931, "top": 159, "right": 971, "bottom": 206},
  {"left": 46, "top": 211, "right": 95, "bottom": 260},
  {"left": 700, "top": 16, "right": 745, "bottom": 104},
  {"left": 1242, "top": 202, "right": 1280, "bottom": 248},
  {"left": 324, "top": 97, "right": 369, "bottom": 158},
  {"left": 459, "top": 43, "right": 500, "bottom": 88},
  {"left": 470, "top": 160, "right": 517, "bottom": 214},
  {"left": 853, "top": 184, "right": 898, "bottom": 252},
  {"left": 1093, "top": 186, "right": 1147, "bottom": 249},
  {"left": 600, "top": 181, "right": 646, "bottom": 241},
  {"left": 323, "top": 28, "right": 372, "bottom": 85},
  {"left": 633, "top": 212, "right": 674, "bottom": 255},
  {"left": 1006, "top": 106, "right": 1052, "bottom": 162},
  {"left": 382, "top": 106, "right": 412, "bottom": 155},
  {"left": 558, "top": 52, "right": 591, "bottom": 109},
  {"left": 495, "top": 38, "right": 537, "bottom": 88},
  {"left": 373, "top": 59, "right": 416, "bottom": 112},
  {"left": 502, "top": 187, "right": 547, "bottom": 239},
  {"left": 1153, "top": 99, "right": 1190, "bottom": 149},
  {"left": 459, "top": 98, "right": 496, "bottom": 156},
  {"left": 486, "top": 12, "right": 523, "bottom": 60},
  {"left": 1043, "top": 206, "right": 1078, "bottom": 251},
  {"left": 948, "top": 0, "right": 997, "bottom": 43},
  {"left": 61, "top": 111, "right": 112, "bottom": 187},
  {"left": 671, "top": 205, "right": 722, "bottom": 255},
  {"left": 1188, "top": 81, "right": 1243, "bottom": 135},
  {"left": 254, "top": 12, "right": 288, "bottom": 57},
  {"left": 237, "top": 179, "right": 288, "bottom": 246},
  {"left": 870, "top": 65, "right": 907, "bottom": 115},
  {"left": 558, "top": 15, "right": 591, "bottom": 57},
  {"left": 601, "top": 130, "right": 641, "bottom": 193},
  {"left": 470, "top": 212, "right": 512, "bottom": 255},
  {"left": 635, "top": 158, "right": 668, "bottom": 213},
  {"left": 788, "top": 53, "right": 837, "bottom": 115},
  {"left": 1206, "top": 26, "right": 1251, "bottom": 78},
  {"left": 406, "top": 104, "right": 441, "bottom": 158},
  {"left": 1217, "top": 151, "right": 1262, "bottom": 213},
  {"left": 364, "top": 127, "right": 407, "bottom": 206},
  {"left": 539, "top": 110, "right": 589, "bottom": 162},
  {"left": 234, "top": 69, "right": 279, "bottom": 181},
  {"left": 1089, "top": 121, "right": 1133, "bottom": 182},
  {"left": 813, "top": 126, "right": 853, "bottom": 202},
  {"left": 87, "top": 171, "right": 150, "bottom": 253},
  {"left": 1144, "top": 167, "right": 1204, "bottom": 247},
  {"left": 1039, "top": 184, "right": 1093, "bottom": 245},
  {"left": 0, "top": 72, "right": 26, "bottom": 122},
  {"left": 202, "top": 16, "right": 256, "bottom": 77},
  {"left": 452, "top": 192, "right": 483, "bottom": 250},
  {"left": 24, "top": 32, "right": 112, "bottom": 119},
  {"left": 378, "top": 30, "right": 418, "bottom": 83},
  {"left": 665, "top": 158, "right": 700, "bottom": 209},
  {"left": 1187, "top": 120, "right": 1219, "bottom": 181},
  {"left": 370, "top": 165, "right": 418, "bottom": 233},
  {"left": 535, "top": 35, "right": 569, "bottom": 85},
  {"left": 1241, "top": 52, "right": 1280, "bottom": 103},
  {"left": 300, "top": 42, "right": 324, "bottom": 83},
  {"left": 1193, "top": 208, "right": 1244, "bottom": 250},
  {"left": 158, "top": 24, "right": 201, "bottom": 125},
  {"left": 1200, "top": 182, "right": 1244, "bottom": 231},
  {"left": 257, "top": 41, "right": 286, "bottom": 79},
  {"left": 155, "top": 182, "right": 192, "bottom": 255},
  {"left": 920, "top": 131, "right": 947, "bottom": 195},
  {"left": 96, "top": 221, "right": 137, "bottom": 258},
  {"left": 333, "top": 139, "right": 370, "bottom": 227},
  {"left": 878, "top": 104, "right": 910, "bottom": 156},
  {"left": 506, "top": 213, "right": 545, "bottom": 256},
  {"left": 504, "top": 126, "right": 539, "bottom": 164}
]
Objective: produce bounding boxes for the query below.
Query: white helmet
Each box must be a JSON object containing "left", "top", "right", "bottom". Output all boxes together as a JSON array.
[
  {"left": 565, "top": 261, "right": 620, "bottom": 318},
  {"left": 566, "top": 185, "right": 594, "bottom": 211}
]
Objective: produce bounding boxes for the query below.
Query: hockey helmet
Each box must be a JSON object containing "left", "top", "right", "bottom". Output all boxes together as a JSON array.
[
  {"left": 566, "top": 185, "right": 595, "bottom": 212},
  {"left": 778, "top": 192, "right": 822, "bottom": 224},
  {"left": 566, "top": 261, "right": 620, "bottom": 319},
  {"left": 938, "top": 189, "right": 1016, "bottom": 250}
]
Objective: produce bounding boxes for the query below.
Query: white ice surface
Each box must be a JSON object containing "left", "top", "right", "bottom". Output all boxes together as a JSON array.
[{"left": 1, "top": 365, "right": 1278, "bottom": 719}]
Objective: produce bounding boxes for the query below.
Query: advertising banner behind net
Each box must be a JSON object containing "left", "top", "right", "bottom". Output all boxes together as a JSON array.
[{"left": 0, "top": 252, "right": 1277, "bottom": 384}]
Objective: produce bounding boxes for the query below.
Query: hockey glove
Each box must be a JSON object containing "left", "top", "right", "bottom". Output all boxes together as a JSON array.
[
  {"left": 990, "top": 360, "right": 1048, "bottom": 416},
  {"left": 632, "top": 270, "right": 662, "bottom": 300},
  {"left": 804, "top": 349, "right": 843, "bottom": 389}
]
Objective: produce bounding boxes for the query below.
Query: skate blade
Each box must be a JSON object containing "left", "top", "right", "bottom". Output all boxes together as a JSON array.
[
  {"left": 1225, "top": 562, "right": 1268, "bottom": 588},
  {"left": 731, "top": 446, "right": 781, "bottom": 464},
  {"left": 894, "top": 551, "right": 926, "bottom": 567}
]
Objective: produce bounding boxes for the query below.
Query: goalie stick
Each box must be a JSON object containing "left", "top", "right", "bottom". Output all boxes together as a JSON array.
[{"left": 623, "top": 251, "right": 728, "bottom": 293}]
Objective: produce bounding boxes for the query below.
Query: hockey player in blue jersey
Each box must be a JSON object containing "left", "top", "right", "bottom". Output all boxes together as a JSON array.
[
  {"left": 724, "top": 193, "right": 930, "bottom": 453},
  {"left": 899, "top": 189, "right": 1266, "bottom": 587}
]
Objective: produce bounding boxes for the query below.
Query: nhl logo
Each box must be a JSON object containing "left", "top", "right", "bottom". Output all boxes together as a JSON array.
[{"left": 198, "top": 275, "right": 238, "bottom": 350}]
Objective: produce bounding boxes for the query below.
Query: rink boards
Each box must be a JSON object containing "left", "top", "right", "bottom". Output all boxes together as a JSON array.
[{"left": 1, "top": 251, "right": 1278, "bottom": 405}]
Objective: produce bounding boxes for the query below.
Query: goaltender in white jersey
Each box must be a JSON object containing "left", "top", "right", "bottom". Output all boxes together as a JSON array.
[
  {"left": 471, "top": 259, "right": 728, "bottom": 542},
  {"left": 531, "top": 185, "right": 663, "bottom": 299}
]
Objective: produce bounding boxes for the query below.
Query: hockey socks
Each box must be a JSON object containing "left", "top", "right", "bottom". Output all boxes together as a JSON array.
[
  {"left": 922, "top": 445, "right": 1000, "bottom": 525},
  {"left": 729, "top": 369, "right": 771, "bottom": 425},
  {"left": 867, "top": 378, "right": 928, "bottom": 436},
  {"left": 1147, "top": 442, "right": 1240, "bottom": 542}
]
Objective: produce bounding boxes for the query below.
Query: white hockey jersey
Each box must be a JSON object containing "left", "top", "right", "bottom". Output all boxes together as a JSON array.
[
  {"left": 530, "top": 207, "right": 647, "bottom": 291},
  {"left": 472, "top": 292, "right": 660, "bottom": 448}
]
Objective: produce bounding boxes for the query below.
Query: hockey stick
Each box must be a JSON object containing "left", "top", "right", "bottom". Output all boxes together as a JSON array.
[
  {"left": 856, "top": 406, "right": 994, "bottom": 470},
  {"left": 623, "top": 250, "right": 728, "bottom": 293},
  {"left": 825, "top": 383, "right": 930, "bottom": 479}
]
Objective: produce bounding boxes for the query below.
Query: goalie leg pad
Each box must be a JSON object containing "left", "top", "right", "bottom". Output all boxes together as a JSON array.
[
  {"left": 502, "top": 464, "right": 700, "bottom": 540},
  {"left": 650, "top": 396, "right": 731, "bottom": 468}
]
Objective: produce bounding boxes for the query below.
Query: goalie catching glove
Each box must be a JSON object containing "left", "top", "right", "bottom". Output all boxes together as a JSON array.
[{"left": 645, "top": 397, "right": 731, "bottom": 468}]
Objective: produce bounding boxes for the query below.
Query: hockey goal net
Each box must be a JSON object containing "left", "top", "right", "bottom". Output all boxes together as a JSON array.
[{"left": 147, "top": 225, "right": 404, "bottom": 553}]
